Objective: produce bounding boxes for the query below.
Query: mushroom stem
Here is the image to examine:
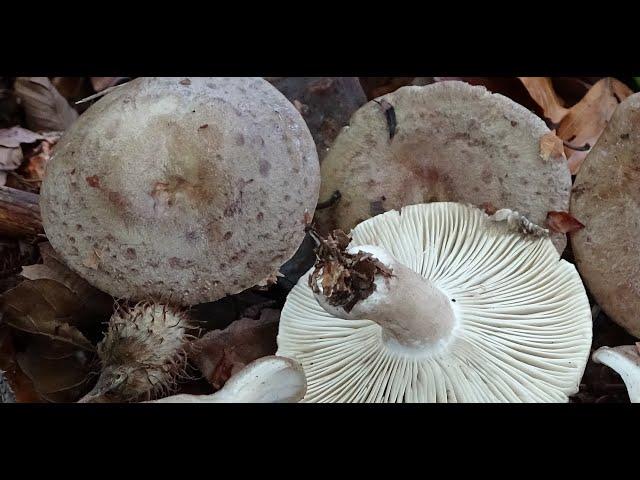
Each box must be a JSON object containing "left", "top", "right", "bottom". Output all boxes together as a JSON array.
[
  {"left": 147, "top": 356, "right": 307, "bottom": 403},
  {"left": 592, "top": 345, "right": 640, "bottom": 403},
  {"left": 313, "top": 244, "right": 458, "bottom": 354}
]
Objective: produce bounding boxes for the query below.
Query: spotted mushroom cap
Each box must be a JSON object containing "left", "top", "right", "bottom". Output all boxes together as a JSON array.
[
  {"left": 315, "top": 81, "right": 571, "bottom": 253},
  {"left": 277, "top": 202, "right": 592, "bottom": 402},
  {"left": 40, "top": 77, "right": 320, "bottom": 306},
  {"left": 570, "top": 92, "right": 640, "bottom": 338}
]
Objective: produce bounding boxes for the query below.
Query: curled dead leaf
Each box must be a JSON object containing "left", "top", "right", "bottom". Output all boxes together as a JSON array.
[
  {"left": 539, "top": 131, "right": 566, "bottom": 162},
  {"left": 16, "top": 337, "right": 95, "bottom": 402},
  {"left": 546, "top": 211, "right": 585, "bottom": 234},
  {"left": 190, "top": 309, "right": 280, "bottom": 390},
  {"left": 0, "top": 279, "right": 96, "bottom": 351},
  {"left": 518, "top": 77, "right": 569, "bottom": 126},
  {"left": 14, "top": 77, "right": 78, "bottom": 132},
  {"left": 557, "top": 77, "right": 633, "bottom": 174}
]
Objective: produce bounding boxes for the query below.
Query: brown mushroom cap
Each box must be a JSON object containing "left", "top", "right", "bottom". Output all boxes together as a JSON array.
[
  {"left": 570, "top": 92, "right": 640, "bottom": 338},
  {"left": 315, "top": 81, "right": 571, "bottom": 252},
  {"left": 40, "top": 77, "right": 320, "bottom": 306}
]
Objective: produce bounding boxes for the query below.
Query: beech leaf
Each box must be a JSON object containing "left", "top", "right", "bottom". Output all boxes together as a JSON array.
[
  {"left": 0, "top": 279, "right": 96, "bottom": 351},
  {"left": 13, "top": 77, "right": 79, "bottom": 132},
  {"left": 518, "top": 77, "right": 569, "bottom": 125},
  {"left": 557, "top": 78, "right": 633, "bottom": 174}
]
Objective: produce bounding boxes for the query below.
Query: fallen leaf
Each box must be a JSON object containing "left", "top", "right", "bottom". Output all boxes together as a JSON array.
[
  {"left": 51, "top": 77, "right": 90, "bottom": 102},
  {"left": 16, "top": 337, "right": 95, "bottom": 402},
  {"left": 18, "top": 132, "right": 62, "bottom": 182},
  {"left": 557, "top": 78, "right": 633, "bottom": 174},
  {"left": 539, "top": 131, "right": 566, "bottom": 162},
  {"left": 0, "top": 279, "right": 96, "bottom": 351},
  {"left": 546, "top": 211, "right": 585, "bottom": 233},
  {"left": 518, "top": 77, "right": 569, "bottom": 125},
  {"left": 13, "top": 77, "right": 79, "bottom": 132},
  {"left": 0, "top": 326, "right": 43, "bottom": 402},
  {"left": 190, "top": 309, "right": 280, "bottom": 390},
  {"left": 21, "top": 242, "right": 113, "bottom": 330},
  {"left": 0, "top": 126, "right": 45, "bottom": 148},
  {"left": 89, "top": 77, "right": 129, "bottom": 92}
]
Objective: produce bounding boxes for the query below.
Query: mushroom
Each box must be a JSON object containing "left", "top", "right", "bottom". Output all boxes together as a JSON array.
[
  {"left": 266, "top": 77, "right": 367, "bottom": 162},
  {"left": 592, "top": 344, "right": 640, "bottom": 403},
  {"left": 570, "top": 92, "right": 640, "bottom": 338},
  {"left": 40, "top": 77, "right": 320, "bottom": 306},
  {"left": 315, "top": 80, "right": 571, "bottom": 253},
  {"left": 277, "top": 202, "right": 592, "bottom": 402},
  {"left": 148, "top": 356, "right": 306, "bottom": 403}
]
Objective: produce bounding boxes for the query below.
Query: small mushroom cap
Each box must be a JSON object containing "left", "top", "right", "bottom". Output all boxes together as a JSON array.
[
  {"left": 592, "top": 345, "right": 640, "bottom": 402},
  {"left": 148, "top": 356, "right": 307, "bottom": 403},
  {"left": 40, "top": 77, "right": 320, "bottom": 305},
  {"left": 570, "top": 92, "right": 640, "bottom": 338},
  {"left": 278, "top": 202, "right": 592, "bottom": 402},
  {"left": 316, "top": 81, "right": 571, "bottom": 252}
]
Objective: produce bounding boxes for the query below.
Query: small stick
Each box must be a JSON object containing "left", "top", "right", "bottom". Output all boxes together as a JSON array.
[{"left": 0, "top": 186, "right": 42, "bottom": 238}]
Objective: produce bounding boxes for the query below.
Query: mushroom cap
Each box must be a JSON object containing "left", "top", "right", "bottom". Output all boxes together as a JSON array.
[
  {"left": 277, "top": 202, "right": 592, "bottom": 402},
  {"left": 570, "top": 92, "right": 640, "bottom": 338},
  {"left": 315, "top": 81, "right": 571, "bottom": 252},
  {"left": 40, "top": 77, "right": 320, "bottom": 306}
]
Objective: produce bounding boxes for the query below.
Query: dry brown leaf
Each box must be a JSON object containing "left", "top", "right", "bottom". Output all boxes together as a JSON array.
[
  {"left": 190, "top": 309, "right": 280, "bottom": 390},
  {"left": 546, "top": 211, "right": 585, "bottom": 234},
  {"left": 16, "top": 337, "right": 94, "bottom": 402},
  {"left": 89, "top": 77, "right": 128, "bottom": 92},
  {"left": 13, "top": 77, "right": 79, "bottom": 132},
  {"left": 539, "top": 131, "right": 566, "bottom": 162},
  {"left": 51, "top": 77, "right": 89, "bottom": 102},
  {"left": 22, "top": 242, "right": 113, "bottom": 321},
  {"left": 0, "top": 326, "right": 43, "bottom": 402},
  {"left": 557, "top": 78, "right": 634, "bottom": 174},
  {"left": 18, "top": 132, "right": 61, "bottom": 182},
  {"left": 0, "top": 279, "right": 96, "bottom": 351},
  {"left": 518, "top": 77, "right": 569, "bottom": 125}
]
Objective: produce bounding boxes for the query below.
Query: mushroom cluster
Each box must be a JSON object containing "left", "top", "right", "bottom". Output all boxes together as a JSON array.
[{"left": 8, "top": 76, "right": 635, "bottom": 404}]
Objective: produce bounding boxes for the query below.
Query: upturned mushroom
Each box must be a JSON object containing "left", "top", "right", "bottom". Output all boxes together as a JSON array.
[
  {"left": 315, "top": 80, "right": 571, "bottom": 252},
  {"left": 148, "top": 356, "right": 306, "bottom": 403},
  {"left": 592, "top": 344, "right": 640, "bottom": 403},
  {"left": 278, "top": 202, "right": 592, "bottom": 402},
  {"left": 570, "top": 92, "right": 640, "bottom": 338},
  {"left": 40, "top": 77, "right": 320, "bottom": 306}
]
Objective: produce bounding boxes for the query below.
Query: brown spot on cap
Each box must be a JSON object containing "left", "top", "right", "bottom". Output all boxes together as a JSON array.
[{"left": 86, "top": 176, "right": 100, "bottom": 188}]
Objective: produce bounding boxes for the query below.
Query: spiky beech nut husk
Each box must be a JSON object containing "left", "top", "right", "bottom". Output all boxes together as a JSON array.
[{"left": 79, "top": 302, "right": 195, "bottom": 403}]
